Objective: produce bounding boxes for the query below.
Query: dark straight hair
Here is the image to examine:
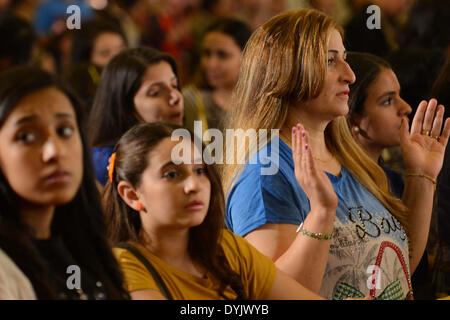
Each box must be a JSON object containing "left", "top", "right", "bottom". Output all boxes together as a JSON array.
[
  {"left": 346, "top": 52, "right": 391, "bottom": 122},
  {"left": 0, "top": 66, "right": 128, "bottom": 299},
  {"left": 103, "top": 122, "right": 248, "bottom": 299},
  {"left": 88, "top": 47, "right": 179, "bottom": 147},
  {"left": 71, "top": 18, "right": 127, "bottom": 66},
  {"left": 205, "top": 18, "right": 252, "bottom": 51},
  {"left": 195, "top": 18, "right": 252, "bottom": 90}
]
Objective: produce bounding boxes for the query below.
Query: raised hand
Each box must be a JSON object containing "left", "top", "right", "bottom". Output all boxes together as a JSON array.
[
  {"left": 400, "top": 99, "right": 450, "bottom": 179},
  {"left": 292, "top": 123, "right": 338, "bottom": 213}
]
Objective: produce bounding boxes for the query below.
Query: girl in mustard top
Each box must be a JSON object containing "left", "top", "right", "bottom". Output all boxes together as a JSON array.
[{"left": 103, "top": 122, "right": 324, "bottom": 300}]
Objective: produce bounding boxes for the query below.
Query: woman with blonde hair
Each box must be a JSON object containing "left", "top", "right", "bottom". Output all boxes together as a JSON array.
[{"left": 223, "top": 9, "right": 450, "bottom": 300}]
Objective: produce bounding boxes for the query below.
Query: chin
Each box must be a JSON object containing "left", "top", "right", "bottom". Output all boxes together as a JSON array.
[{"left": 37, "top": 191, "right": 79, "bottom": 207}]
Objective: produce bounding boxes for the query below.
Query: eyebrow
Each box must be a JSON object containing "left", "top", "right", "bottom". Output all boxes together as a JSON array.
[
  {"left": 328, "top": 49, "right": 347, "bottom": 56},
  {"left": 159, "top": 158, "right": 204, "bottom": 170},
  {"left": 146, "top": 77, "right": 178, "bottom": 88},
  {"left": 159, "top": 160, "right": 177, "bottom": 171},
  {"left": 377, "top": 91, "right": 396, "bottom": 100},
  {"left": 15, "top": 113, "right": 74, "bottom": 126}
]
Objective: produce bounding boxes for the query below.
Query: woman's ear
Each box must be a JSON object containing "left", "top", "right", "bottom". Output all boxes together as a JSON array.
[
  {"left": 117, "top": 181, "right": 141, "bottom": 211},
  {"left": 350, "top": 114, "right": 362, "bottom": 135}
]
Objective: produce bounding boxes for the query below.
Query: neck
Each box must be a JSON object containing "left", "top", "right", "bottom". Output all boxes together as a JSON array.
[
  {"left": 211, "top": 87, "right": 233, "bottom": 112},
  {"left": 20, "top": 203, "right": 55, "bottom": 240},
  {"left": 353, "top": 135, "right": 383, "bottom": 163},
  {"left": 280, "top": 105, "right": 333, "bottom": 161},
  {"left": 138, "top": 224, "right": 191, "bottom": 268}
]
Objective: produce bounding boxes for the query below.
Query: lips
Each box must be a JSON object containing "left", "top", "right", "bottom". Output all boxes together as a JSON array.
[
  {"left": 336, "top": 90, "right": 350, "bottom": 98},
  {"left": 168, "top": 111, "right": 183, "bottom": 122},
  {"left": 42, "top": 170, "right": 71, "bottom": 186},
  {"left": 185, "top": 200, "right": 205, "bottom": 211}
]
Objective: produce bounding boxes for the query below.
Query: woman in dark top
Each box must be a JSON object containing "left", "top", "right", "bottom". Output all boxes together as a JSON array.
[
  {"left": 88, "top": 47, "right": 184, "bottom": 185},
  {"left": 0, "top": 66, "right": 128, "bottom": 300}
]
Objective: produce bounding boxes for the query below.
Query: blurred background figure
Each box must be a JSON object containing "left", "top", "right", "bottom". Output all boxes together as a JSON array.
[
  {"left": 0, "top": 11, "right": 35, "bottom": 72},
  {"left": 64, "top": 18, "right": 127, "bottom": 111},
  {"left": 429, "top": 57, "right": 450, "bottom": 299},
  {"left": 401, "top": 0, "right": 450, "bottom": 58},
  {"left": 183, "top": 17, "right": 252, "bottom": 133},
  {"left": 88, "top": 47, "right": 184, "bottom": 186},
  {"left": 345, "top": 0, "right": 413, "bottom": 58}
]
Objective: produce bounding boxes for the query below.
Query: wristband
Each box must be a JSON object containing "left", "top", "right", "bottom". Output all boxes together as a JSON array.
[
  {"left": 406, "top": 173, "right": 436, "bottom": 191},
  {"left": 296, "top": 222, "right": 333, "bottom": 240}
]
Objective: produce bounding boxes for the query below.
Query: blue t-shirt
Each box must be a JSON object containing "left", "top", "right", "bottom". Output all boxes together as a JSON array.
[
  {"left": 91, "top": 145, "right": 114, "bottom": 185},
  {"left": 226, "top": 137, "right": 412, "bottom": 300}
]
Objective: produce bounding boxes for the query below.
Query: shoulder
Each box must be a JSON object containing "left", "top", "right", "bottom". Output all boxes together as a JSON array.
[
  {"left": 219, "top": 230, "right": 277, "bottom": 299},
  {"left": 220, "top": 229, "right": 274, "bottom": 270},
  {"left": 0, "top": 248, "right": 36, "bottom": 300}
]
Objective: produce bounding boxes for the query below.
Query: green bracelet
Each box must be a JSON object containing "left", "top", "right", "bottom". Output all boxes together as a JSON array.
[{"left": 296, "top": 223, "right": 333, "bottom": 240}]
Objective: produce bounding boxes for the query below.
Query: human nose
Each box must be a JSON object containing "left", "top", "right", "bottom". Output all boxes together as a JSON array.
[
  {"left": 204, "top": 54, "right": 219, "bottom": 71},
  {"left": 399, "top": 98, "right": 412, "bottom": 117},
  {"left": 341, "top": 60, "right": 356, "bottom": 85},
  {"left": 169, "top": 88, "right": 181, "bottom": 106},
  {"left": 42, "top": 136, "right": 62, "bottom": 162},
  {"left": 184, "top": 173, "right": 201, "bottom": 194}
]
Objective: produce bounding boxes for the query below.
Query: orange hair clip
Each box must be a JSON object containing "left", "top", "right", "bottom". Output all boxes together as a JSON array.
[{"left": 107, "top": 152, "right": 117, "bottom": 183}]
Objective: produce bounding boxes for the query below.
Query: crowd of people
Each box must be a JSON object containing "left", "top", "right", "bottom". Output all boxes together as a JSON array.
[{"left": 0, "top": 0, "right": 449, "bottom": 301}]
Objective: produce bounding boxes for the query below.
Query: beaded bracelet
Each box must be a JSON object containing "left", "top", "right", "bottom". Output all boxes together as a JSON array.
[
  {"left": 405, "top": 173, "right": 436, "bottom": 191},
  {"left": 296, "top": 223, "right": 333, "bottom": 240}
]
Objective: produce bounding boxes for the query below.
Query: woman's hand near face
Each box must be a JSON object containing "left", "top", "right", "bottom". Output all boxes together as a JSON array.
[
  {"left": 292, "top": 124, "right": 338, "bottom": 216},
  {"left": 400, "top": 99, "right": 450, "bottom": 179},
  {"left": 400, "top": 99, "right": 450, "bottom": 273}
]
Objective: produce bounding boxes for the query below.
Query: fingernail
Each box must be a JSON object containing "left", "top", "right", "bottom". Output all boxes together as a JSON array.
[
  {"left": 292, "top": 127, "right": 296, "bottom": 134},
  {"left": 305, "top": 145, "right": 308, "bottom": 150},
  {"left": 302, "top": 131, "right": 305, "bottom": 138},
  {"left": 297, "top": 124, "right": 301, "bottom": 130}
]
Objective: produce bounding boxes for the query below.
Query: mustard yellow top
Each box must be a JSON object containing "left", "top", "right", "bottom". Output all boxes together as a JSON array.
[{"left": 114, "top": 229, "right": 277, "bottom": 300}]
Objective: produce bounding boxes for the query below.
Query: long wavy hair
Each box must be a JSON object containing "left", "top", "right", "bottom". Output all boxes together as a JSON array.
[
  {"left": 103, "top": 122, "right": 248, "bottom": 299},
  {"left": 222, "top": 9, "right": 409, "bottom": 234},
  {"left": 0, "top": 66, "right": 129, "bottom": 299}
]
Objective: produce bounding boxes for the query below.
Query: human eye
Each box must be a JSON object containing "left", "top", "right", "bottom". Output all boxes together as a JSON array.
[
  {"left": 17, "top": 131, "right": 37, "bottom": 144},
  {"left": 171, "top": 81, "right": 180, "bottom": 90},
  {"left": 381, "top": 97, "right": 393, "bottom": 106},
  {"left": 194, "top": 166, "right": 207, "bottom": 176},
  {"left": 162, "top": 169, "right": 179, "bottom": 179},
  {"left": 148, "top": 90, "right": 159, "bottom": 97},
  {"left": 217, "top": 51, "right": 229, "bottom": 59},
  {"left": 327, "top": 57, "right": 335, "bottom": 66},
  {"left": 57, "top": 125, "right": 75, "bottom": 138},
  {"left": 201, "top": 49, "right": 211, "bottom": 57}
]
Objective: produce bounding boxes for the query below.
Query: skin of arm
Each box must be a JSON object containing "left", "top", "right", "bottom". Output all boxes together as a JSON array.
[
  {"left": 245, "top": 210, "right": 335, "bottom": 293},
  {"left": 402, "top": 176, "right": 435, "bottom": 273},
  {"left": 399, "top": 100, "right": 450, "bottom": 273},
  {"left": 245, "top": 125, "right": 337, "bottom": 293}
]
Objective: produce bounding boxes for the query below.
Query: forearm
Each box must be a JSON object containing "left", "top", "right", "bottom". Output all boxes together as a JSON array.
[
  {"left": 264, "top": 269, "right": 325, "bottom": 300},
  {"left": 402, "top": 175, "right": 435, "bottom": 273},
  {"left": 274, "top": 209, "right": 335, "bottom": 293}
]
